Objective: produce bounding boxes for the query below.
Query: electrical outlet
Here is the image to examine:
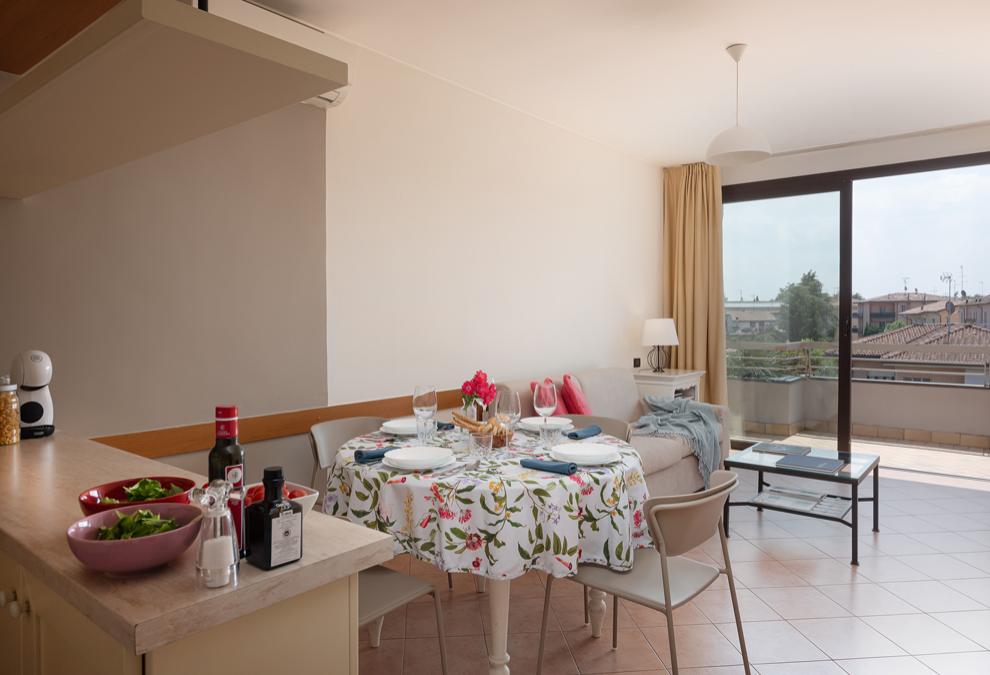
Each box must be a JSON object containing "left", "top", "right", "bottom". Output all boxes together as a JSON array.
[{"left": 632, "top": 357, "right": 641, "bottom": 368}]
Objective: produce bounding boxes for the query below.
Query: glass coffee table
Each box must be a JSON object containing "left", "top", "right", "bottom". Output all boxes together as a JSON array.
[{"left": 723, "top": 447, "right": 880, "bottom": 565}]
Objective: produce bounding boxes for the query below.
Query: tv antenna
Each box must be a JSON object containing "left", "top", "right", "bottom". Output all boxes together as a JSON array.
[
  {"left": 900, "top": 276, "right": 910, "bottom": 292},
  {"left": 940, "top": 272, "right": 954, "bottom": 298}
]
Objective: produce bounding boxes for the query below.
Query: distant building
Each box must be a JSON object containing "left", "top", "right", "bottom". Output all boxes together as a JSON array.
[
  {"left": 900, "top": 300, "right": 954, "bottom": 326},
  {"left": 851, "top": 323, "right": 990, "bottom": 386},
  {"left": 856, "top": 292, "right": 947, "bottom": 334},
  {"left": 724, "top": 301, "right": 782, "bottom": 336}
]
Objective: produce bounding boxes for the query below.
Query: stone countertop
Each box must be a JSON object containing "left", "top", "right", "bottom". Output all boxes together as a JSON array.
[{"left": 0, "top": 433, "right": 392, "bottom": 654}]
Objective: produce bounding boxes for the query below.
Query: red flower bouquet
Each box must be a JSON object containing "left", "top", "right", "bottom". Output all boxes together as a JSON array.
[{"left": 461, "top": 370, "right": 497, "bottom": 412}]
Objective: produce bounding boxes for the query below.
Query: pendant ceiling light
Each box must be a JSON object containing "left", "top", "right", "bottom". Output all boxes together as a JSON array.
[{"left": 706, "top": 43, "right": 771, "bottom": 166}]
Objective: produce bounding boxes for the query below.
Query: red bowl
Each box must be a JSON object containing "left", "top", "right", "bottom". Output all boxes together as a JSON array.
[
  {"left": 66, "top": 503, "right": 204, "bottom": 574},
  {"left": 78, "top": 476, "right": 197, "bottom": 516}
]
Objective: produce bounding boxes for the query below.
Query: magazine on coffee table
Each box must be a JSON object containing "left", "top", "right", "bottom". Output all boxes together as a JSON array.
[
  {"left": 750, "top": 442, "right": 811, "bottom": 457},
  {"left": 776, "top": 454, "right": 845, "bottom": 474}
]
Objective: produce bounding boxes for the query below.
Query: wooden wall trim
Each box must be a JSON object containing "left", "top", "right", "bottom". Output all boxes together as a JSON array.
[{"left": 93, "top": 389, "right": 464, "bottom": 458}]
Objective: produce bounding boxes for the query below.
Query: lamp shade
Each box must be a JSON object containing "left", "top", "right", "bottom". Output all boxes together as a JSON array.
[
  {"left": 642, "top": 318, "right": 679, "bottom": 347},
  {"left": 705, "top": 125, "right": 772, "bottom": 166}
]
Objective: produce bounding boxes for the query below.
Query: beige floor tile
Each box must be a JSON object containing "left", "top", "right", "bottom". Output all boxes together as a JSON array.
[
  {"left": 881, "top": 581, "right": 985, "bottom": 613},
  {"left": 621, "top": 598, "right": 710, "bottom": 627},
  {"left": 641, "top": 623, "right": 742, "bottom": 669},
  {"left": 751, "top": 587, "right": 850, "bottom": 620},
  {"left": 864, "top": 533, "right": 939, "bottom": 556},
  {"left": 693, "top": 588, "right": 781, "bottom": 624},
  {"left": 896, "top": 553, "right": 987, "bottom": 580},
  {"left": 885, "top": 500, "right": 951, "bottom": 516},
  {"left": 729, "top": 520, "right": 794, "bottom": 540},
  {"left": 931, "top": 610, "right": 990, "bottom": 650},
  {"left": 679, "top": 667, "right": 746, "bottom": 675},
  {"left": 782, "top": 558, "right": 870, "bottom": 586},
  {"left": 942, "top": 577, "right": 990, "bottom": 606},
  {"left": 749, "top": 538, "right": 832, "bottom": 561},
  {"left": 550, "top": 592, "right": 635, "bottom": 633},
  {"left": 909, "top": 532, "right": 990, "bottom": 553},
  {"left": 789, "top": 617, "right": 904, "bottom": 660},
  {"left": 950, "top": 551, "right": 990, "bottom": 574},
  {"left": 715, "top": 620, "right": 827, "bottom": 664},
  {"left": 917, "top": 651, "right": 990, "bottom": 674},
  {"left": 804, "top": 537, "right": 880, "bottom": 559},
  {"left": 704, "top": 536, "right": 775, "bottom": 562},
  {"left": 816, "top": 583, "right": 920, "bottom": 616},
  {"left": 401, "top": 634, "right": 489, "bottom": 675},
  {"left": 881, "top": 516, "right": 946, "bottom": 534},
  {"left": 962, "top": 531, "right": 990, "bottom": 548},
  {"left": 836, "top": 655, "right": 936, "bottom": 674},
  {"left": 565, "top": 627, "right": 665, "bottom": 673},
  {"left": 379, "top": 606, "right": 407, "bottom": 640},
  {"left": 730, "top": 560, "right": 810, "bottom": 588},
  {"left": 755, "top": 661, "right": 845, "bottom": 674},
  {"left": 405, "top": 598, "right": 484, "bottom": 637},
  {"left": 359, "top": 638, "right": 404, "bottom": 675},
  {"left": 506, "top": 630, "right": 578, "bottom": 675},
  {"left": 861, "top": 613, "right": 982, "bottom": 655},
  {"left": 920, "top": 514, "right": 989, "bottom": 533},
  {"left": 854, "top": 556, "right": 931, "bottom": 583}
]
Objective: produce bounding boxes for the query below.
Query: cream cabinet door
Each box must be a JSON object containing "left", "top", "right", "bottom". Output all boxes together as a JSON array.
[
  {"left": 20, "top": 570, "right": 140, "bottom": 675},
  {"left": 0, "top": 550, "right": 24, "bottom": 674}
]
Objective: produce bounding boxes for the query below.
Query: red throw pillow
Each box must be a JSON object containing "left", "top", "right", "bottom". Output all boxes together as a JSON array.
[
  {"left": 561, "top": 374, "right": 592, "bottom": 415},
  {"left": 529, "top": 378, "right": 570, "bottom": 415}
]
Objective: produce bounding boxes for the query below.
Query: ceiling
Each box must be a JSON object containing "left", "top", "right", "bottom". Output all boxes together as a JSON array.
[{"left": 264, "top": 0, "right": 990, "bottom": 166}]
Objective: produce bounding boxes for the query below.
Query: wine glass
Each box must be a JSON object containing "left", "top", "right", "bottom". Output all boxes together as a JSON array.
[
  {"left": 412, "top": 385, "right": 438, "bottom": 444},
  {"left": 532, "top": 382, "right": 558, "bottom": 450},
  {"left": 493, "top": 390, "right": 522, "bottom": 437}
]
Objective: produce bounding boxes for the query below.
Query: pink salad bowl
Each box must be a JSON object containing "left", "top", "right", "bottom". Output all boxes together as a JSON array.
[{"left": 66, "top": 503, "right": 204, "bottom": 574}]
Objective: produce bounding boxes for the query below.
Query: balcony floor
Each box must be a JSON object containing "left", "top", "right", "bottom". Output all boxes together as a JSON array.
[{"left": 361, "top": 466, "right": 990, "bottom": 674}]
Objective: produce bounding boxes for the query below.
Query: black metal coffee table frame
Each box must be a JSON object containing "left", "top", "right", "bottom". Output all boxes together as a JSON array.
[{"left": 723, "top": 450, "right": 880, "bottom": 565}]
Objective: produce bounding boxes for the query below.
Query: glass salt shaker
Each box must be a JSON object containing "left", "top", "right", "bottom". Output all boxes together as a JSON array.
[
  {"left": 190, "top": 480, "right": 242, "bottom": 589},
  {"left": 0, "top": 375, "right": 19, "bottom": 446}
]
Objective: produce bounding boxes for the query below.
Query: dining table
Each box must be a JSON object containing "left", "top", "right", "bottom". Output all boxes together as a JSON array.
[{"left": 325, "top": 424, "right": 652, "bottom": 675}]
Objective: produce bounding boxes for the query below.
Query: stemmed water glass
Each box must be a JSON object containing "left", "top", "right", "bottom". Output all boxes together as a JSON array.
[
  {"left": 412, "top": 385, "right": 438, "bottom": 444},
  {"left": 532, "top": 381, "right": 558, "bottom": 450},
  {"left": 493, "top": 390, "right": 522, "bottom": 443}
]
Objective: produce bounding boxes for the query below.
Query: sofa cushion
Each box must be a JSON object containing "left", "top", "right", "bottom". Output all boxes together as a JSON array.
[
  {"left": 572, "top": 368, "right": 643, "bottom": 422},
  {"left": 628, "top": 434, "right": 694, "bottom": 474},
  {"left": 560, "top": 374, "right": 592, "bottom": 415},
  {"left": 529, "top": 378, "right": 570, "bottom": 416}
]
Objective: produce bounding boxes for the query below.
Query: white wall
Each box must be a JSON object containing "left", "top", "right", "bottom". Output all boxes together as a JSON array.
[
  {"left": 0, "top": 105, "right": 329, "bottom": 438},
  {"left": 324, "top": 47, "right": 662, "bottom": 404},
  {"left": 722, "top": 123, "right": 990, "bottom": 185}
]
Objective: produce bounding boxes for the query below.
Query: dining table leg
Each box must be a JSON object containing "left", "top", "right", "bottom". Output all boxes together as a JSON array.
[
  {"left": 475, "top": 575, "right": 488, "bottom": 593},
  {"left": 487, "top": 578, "right": 511, "bottom": 675},
  {"left": 588, "top": 588, "right": 607, "bottom": 638}
]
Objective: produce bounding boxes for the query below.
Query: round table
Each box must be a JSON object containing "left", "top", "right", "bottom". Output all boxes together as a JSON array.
[{"left": 326, "top": 426, "right": 652, "bottom": 674}]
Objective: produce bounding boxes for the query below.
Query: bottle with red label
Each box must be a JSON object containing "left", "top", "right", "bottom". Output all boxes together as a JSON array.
[{"left": 208, "top": 405, "right": 246, "bottom": 557}]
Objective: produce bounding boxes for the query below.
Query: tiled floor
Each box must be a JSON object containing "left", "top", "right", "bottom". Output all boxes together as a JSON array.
[{"left": 361, "top": 463, "right": 990, "bottom": 674}]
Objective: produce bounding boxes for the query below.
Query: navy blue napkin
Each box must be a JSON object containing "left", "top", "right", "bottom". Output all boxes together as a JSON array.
[
  {"left": 436, "top": 422, "right": 455, "bottom": 431},
  {"left": 566, "top": 425, "right": 602, "bottom": 440},
  {"left": 354, "top": 447, "right": 392, "bottom": 464},
  {"left": 520, "top": 458, "right": 578, "bottom": 475}
]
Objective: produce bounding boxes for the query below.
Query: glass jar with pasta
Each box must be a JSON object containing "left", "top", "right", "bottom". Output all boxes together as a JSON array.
[{"left": 0, "top": 375, "right": 19, "bottom": 446}]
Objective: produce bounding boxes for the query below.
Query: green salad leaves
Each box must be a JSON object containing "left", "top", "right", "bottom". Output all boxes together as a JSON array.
[
  {"left": 96, "top": 509, "right": 179, "bottom": 540},
  {"left": 101, "top": 478, "right": 185, "bottom": 504}
]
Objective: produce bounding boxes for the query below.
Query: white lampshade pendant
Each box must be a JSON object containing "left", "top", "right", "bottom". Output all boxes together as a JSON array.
[{"left": 706, "top": 43, "right": 771, "bottom": 166}]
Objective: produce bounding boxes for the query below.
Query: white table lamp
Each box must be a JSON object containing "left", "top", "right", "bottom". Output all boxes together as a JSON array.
[{"left": 641, "top": 318, "right": 679, "bottom": 373}]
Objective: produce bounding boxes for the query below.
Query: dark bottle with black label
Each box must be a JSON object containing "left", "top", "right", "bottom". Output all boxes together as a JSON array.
[
  {"left": 208, "top": 405, "right": 246, "bottom": 557},
  {"left": 246, "top": 466, "right": 303, "bottom": 570}
]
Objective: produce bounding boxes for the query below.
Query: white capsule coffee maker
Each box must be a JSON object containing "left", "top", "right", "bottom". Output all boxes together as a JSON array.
[{"left": 10, "top": 350, "right": 54, "bottom": 438}]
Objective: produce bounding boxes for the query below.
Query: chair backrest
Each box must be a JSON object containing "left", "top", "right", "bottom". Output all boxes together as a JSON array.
[
  {"left": 565, "top": 414, "right": 630, "bottom": 442},
  {"left": 309, "top": 416, "right": 385, "bottom": 497},
  {"left": 643, "top": 470, "right": 737, "bottom": 557}
]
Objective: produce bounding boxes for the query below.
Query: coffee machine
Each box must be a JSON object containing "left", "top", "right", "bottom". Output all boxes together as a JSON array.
[{"left": 10, "top": 350, "right": 54, "bottom": 438}]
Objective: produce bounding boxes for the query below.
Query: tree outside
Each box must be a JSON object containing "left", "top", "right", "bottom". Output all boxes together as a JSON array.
[{"left": 777, "top": 271, "right": 837, "bottom": 341}]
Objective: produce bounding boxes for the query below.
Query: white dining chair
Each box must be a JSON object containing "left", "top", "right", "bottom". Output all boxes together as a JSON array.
[
  {"left": 309, "top": 416, "right": 454, "bottom": 590},
  {"left": 563, "top": 414, "right": 631, "bottom": 442},
  {"left": 536, "top": 470, "right": 750, "bottom": 675},
  {"left": 359, "top": 565, "right": 449, "bottom": 674}
]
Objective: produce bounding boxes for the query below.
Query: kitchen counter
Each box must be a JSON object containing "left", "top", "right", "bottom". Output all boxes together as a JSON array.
[{"left": 0, "top": 433, "right": 392, "bottom": 654}]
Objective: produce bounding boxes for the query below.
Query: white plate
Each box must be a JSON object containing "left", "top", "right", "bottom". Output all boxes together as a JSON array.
[
  {"left": 519, "top": 416, "right": 573, "bottom": 432},
  {"left": 383, "top": 454, "right": 456, "bottom": 472},
  {"left": 381, "top": 417, "right": 418, "bottom": 436},
  {"left": 384, "top": 446, "right": 455, "bottom": 470},
  {"left": 550, "top": 442, "right": 621, "bottom": 466}
]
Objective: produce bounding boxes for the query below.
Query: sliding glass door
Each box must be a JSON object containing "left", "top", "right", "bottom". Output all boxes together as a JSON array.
[{"left": 723, "top": 192, "right": 842, "bottom": 452}]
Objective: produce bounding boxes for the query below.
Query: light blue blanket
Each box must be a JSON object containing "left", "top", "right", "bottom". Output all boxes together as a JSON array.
[{"left": 630, "top": 395, "right": 723, "bottom": 488}]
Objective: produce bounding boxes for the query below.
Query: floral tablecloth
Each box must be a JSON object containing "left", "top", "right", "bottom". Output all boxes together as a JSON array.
[{"left": 325, "top": 429, "right": 652, "bottom": 580}]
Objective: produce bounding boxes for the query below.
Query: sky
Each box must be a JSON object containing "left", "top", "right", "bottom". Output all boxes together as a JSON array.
[{"left": 723, "top": 164, "right": 990, "bottom": 301}]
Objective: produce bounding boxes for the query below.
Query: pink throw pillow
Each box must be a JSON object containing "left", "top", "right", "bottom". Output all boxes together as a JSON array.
[
  {"left": 529, "top": 378, "right": 570, "bottom": 415},
  {"left": 561, "top": 374, "right": 592, "bottom": 415}
]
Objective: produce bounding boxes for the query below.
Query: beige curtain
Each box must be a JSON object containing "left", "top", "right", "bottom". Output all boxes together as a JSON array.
[{"left": 662, "top": 162, "right": 728, "bottom": 405}]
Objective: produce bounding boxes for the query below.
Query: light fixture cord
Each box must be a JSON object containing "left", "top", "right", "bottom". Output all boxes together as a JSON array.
[{"left": 735, "top": 58, "right": 740, "bottom": 127}]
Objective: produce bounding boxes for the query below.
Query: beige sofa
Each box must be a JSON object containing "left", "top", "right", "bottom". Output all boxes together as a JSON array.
[{"left": 496, "top": 368, "right": 730, "bottom": 496}]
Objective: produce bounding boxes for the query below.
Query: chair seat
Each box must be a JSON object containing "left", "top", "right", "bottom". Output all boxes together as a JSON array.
[
  {"left": 574, "top": 548, "right": 719, "bottom": 610},
  {"left": 358, "top": 565, "right": 435, "bottom": 625}
]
